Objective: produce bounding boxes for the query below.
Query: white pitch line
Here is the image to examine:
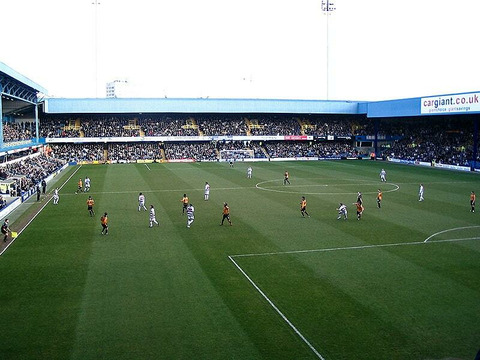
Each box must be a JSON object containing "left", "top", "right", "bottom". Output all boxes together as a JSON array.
[
  {"left": 229, "top": 233, "right": 480, "bottom": 359},
  {"left": 255, "top": 179, "right": 400, "bottom": 195},
  {"left": 231, "top": 236, "right": 480, "bottom": 259},
  {"left": 423, "top": 225, "right": 480, "bottom": 243},
  {"left": 0, "top": 165, "right": 82, "bottom": 256},
  {"left": 144, "top": 163, "right": 151, "bottom": 171},
  {"left": 228, "top": 255, "right": 326, "bottom": 360},
  {"left": 58, "top": 186, "right": 256, "bottom": 196}
]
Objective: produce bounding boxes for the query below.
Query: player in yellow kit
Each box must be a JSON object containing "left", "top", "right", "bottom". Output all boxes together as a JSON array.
[
  {"left": 220, "top": 202, "right": 232, "bottom": 226},
  {"left": 100, "top": 212, "right": 109, "bottom": 235},
  {"left": 75, "top": 178, "right": 83, "bottom": 194},
  {"left": 376, "top": 189, "right": 383, "bottom": 208},
  {"left": 300, "top": 196, "right": 310, "bottom": 218},
  {"left": 87, "top": 196, "right": 95, "bottom": 217}
]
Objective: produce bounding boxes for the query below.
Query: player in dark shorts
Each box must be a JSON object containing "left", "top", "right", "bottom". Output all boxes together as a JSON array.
[
  {"left": 220, "top": 202, "right": 232, "bottom": 226},
  {"left": 2, "top": 219, "right": 11, "bottom": 242},
  {"left": 101, "top": 213, "right": 109, "bottom": 235},
  {"left": 300, "top": 196, "right": 310, "bottom": 217}
]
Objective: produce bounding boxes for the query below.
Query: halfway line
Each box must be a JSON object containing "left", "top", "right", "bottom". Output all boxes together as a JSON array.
[{"left": 59, "top": 186, "right": 256, "bottom": 196}]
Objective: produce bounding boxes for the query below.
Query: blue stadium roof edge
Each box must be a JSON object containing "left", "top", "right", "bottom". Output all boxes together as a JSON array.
[
  {"left": 0, "top": 62, "right": 48, "bottom": 95},
  {"left": 42, "top": 90, "right": 480, "bottom": 118},
  {"left": 44, "top": 97, "right": 365, "bottom": 115},
  {"left": 366, "top": 90, "right": 480, "bottom": 118}
]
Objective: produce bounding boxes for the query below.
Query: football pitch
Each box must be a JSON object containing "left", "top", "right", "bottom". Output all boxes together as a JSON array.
[{"left": 1, "top": 160, "right": 479, "bottom": 360}]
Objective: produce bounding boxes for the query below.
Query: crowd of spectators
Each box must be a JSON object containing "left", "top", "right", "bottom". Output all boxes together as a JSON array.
[
  {"left": 82, "top": 118, "right": 139, "bottom": 137},
  {"left": 49, "top": 144, "right": 105, "bottom": 163},
  {"left": 216, "top": 141, "right": 252, "bottom": 152},
  {"left": 384, "top": 117, "right": 474, "bottom": 166},
  {"left": 197, "top": 116, "right": 248, "bottom": 136},
  {"left": 107, "top": 143, "right": 161, "bottom": 161},
  {"left": 164, "top": 142, "right": 217, "bottom": 161},
  {"left": 140, "top": 116, "right": 198, "bottom": 137},
  {"left": 0, "top": 154, "right": 66, "bottom": 196},
  {"left": 141, "top": 117, "right": 198, "bottom": 137},
  {"left": 248, "top": 117, "right": 301, "bottom": 136},
  {"left": 303, "top": 116, "right": 357, "bottom": 137},
  {"left": 3, "top": 122, "right": 35, "bottom": 143},
  {"left": 40, "top": 118, "right": 81, "bottom": 138},
  {"left": 5, "top": 114, "right": 480, "bottom": 166},
  {"left": 40, "top": 115, "right": 361, "bottom": 138},
  {"left": 264, "top": 141, "right": 358, "bottom": 158}
]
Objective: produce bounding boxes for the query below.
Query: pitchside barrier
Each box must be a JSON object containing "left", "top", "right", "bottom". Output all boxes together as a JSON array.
[{"left": 0, "top": 163, "right": 69, "bottom": 221}]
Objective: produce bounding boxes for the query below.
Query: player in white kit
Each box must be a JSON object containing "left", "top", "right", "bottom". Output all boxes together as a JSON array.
[
  {"left": 380, "top": 169, "right": 386, "bottom": 182},
  {"left": 138, "top": 192, "right": 147, "bottom": 211},
  {"left": 149, "top": 205, "right": 159, "bottom": 227},
  {"left": 337, "top": 203, "right": 348, "bottom": 220},
  {"left": 53, "top": 188, "right": 59, "bottom": 205},
  {"left": 247, "top": 166, "right": 252, "bottom": 179},
  {"left": 186, "top": 203, "right": 195, "bottom": 228},
  {"left": 204, "top": 182, "right": 210, "bottom": 201},
  {"left": 419, "top": 184, "right": 424, "bottom": 201},
  {"left": 84, "top": 176, "right": 91, "bottom": 192}
]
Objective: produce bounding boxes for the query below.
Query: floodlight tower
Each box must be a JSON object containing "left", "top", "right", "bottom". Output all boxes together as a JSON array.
[
  {"left": 92, "top": 0, "right": 101, "bottom": 97},
  {"left": 321, "top": 0, "right": 336, "bottom": 100}
]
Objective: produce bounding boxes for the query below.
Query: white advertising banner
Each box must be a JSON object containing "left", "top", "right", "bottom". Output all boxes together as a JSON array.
[
  {"left": 45, "top": 135, "right": 286, "bottom": 143},
  {"left": 421, "top": 92, "right": 480, "bottom": 114}
]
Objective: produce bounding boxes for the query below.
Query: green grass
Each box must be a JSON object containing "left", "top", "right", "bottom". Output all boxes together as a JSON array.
[{"left": 0, "top": 160, "right": 479, "bottom": 360}]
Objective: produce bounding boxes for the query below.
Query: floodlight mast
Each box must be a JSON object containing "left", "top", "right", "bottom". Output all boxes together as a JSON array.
[
  {"left": 92, "top": 0, "right": 100, "bottom": 98},
  {"left": 321, "top": 0, "right": 336, "bottom": 100}
]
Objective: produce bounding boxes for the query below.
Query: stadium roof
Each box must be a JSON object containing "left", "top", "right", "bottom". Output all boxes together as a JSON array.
[
  {"left": 2, "top": 61, "right": 478, "bottom": 119},
  {"left": 44, "top": 97, "right": 364, "bottom": 115},
  {"left": 43, "top": 91, "right": 480, "bottom": 118},
  {"left": 1, "top": 62, "right": 47, "bottom": 117},
  {"left": 0, "top": 62, "right": 47, "bottom": 95}
]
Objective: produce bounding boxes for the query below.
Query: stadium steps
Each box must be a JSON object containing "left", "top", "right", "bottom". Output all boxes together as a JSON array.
[
  {"left": 160, "top": 148, "right": 166, "bottom": 161},
  {"left": 260, "top": 145, "right": 270, "bottom": 158},
  {"left": 182, "top": 118, "right": 199, "bottom": 134},
  {"left": 63, "top": 118, "right": 82, "bottom": 134},
  {"left": 244, "top": 118, "right": 252, "bottom": 136},
  {"left": 299, "top": 117, "right": 313, "bottom": 135}
]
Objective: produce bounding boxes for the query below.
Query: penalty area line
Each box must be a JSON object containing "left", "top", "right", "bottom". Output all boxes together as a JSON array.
[
  {"left": 229, "top": 235, "right": 479, "bottom": 359},
  {"left": 228, "top": 255, "right": 326, "bottom": 360},
  {"left": 231, "top": 236, "right": 480, "bottom": 259},
  {"left": 423, "top": 225, "right": 480, "bottom": 243},
  {"left": 0, "top": 165, "right": 83, "bottom": 256}
]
